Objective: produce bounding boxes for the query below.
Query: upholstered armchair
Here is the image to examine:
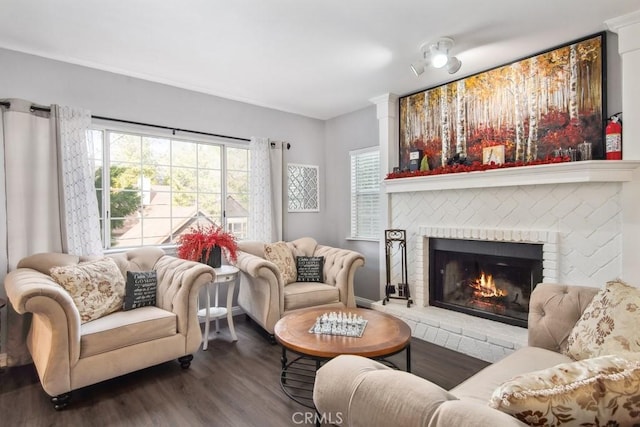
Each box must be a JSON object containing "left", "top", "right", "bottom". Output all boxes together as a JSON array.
[
  {"left": 235, "top": 237, "right": 364, "bottom": 339},
  {"left": 4, "top": 247, "right": 214, "bottom": 409}
]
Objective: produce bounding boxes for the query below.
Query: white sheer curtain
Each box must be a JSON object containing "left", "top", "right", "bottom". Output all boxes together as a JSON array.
[
  {"left": 248, "top": 137, "right": 283, "bottom": 242},
  {"left": 0, "top": 99, "right": 101, "bottom": 366},
  {"left": 53, "top": 105, "right": 103, "bottom": 256}
]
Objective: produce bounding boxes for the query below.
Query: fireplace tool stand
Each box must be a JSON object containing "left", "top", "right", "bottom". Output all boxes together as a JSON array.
[{"left": 383, "top": 229, "right": 413, "bottom": 307}]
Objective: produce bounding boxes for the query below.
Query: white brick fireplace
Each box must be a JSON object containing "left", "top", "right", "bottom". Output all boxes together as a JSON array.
[
  {"left": 369, "top": 10, "right": 640, "bottom": 362},
  {"left": 374, "top": 162, "right": 640, "bottom": 362}
]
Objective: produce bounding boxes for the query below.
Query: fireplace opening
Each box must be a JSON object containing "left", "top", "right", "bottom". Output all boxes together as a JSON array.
[{"left": 429, "top": 238, "right": 543, "bottom": 328}]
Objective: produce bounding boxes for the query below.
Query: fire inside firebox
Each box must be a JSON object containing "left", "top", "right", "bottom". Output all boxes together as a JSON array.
[{"left": 429, "top": 238, "right": 543, "bottom": 328}]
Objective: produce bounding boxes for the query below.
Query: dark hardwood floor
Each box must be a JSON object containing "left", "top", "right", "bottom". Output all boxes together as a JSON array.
[{"left": 0, "top": 315, "right": 489, "bottom": 426}]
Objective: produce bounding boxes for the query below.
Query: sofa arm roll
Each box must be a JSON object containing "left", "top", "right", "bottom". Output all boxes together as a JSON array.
[
  {"left": 527, "top": 283, "right": 599, "bottom": 352},
  {"left": 314, "top": 355, "right": 457, "bottom": 427},
  {"left": 4, "top": 268, "right": 82, "bottom": 366},
  {"left": 314, "top": 246, "right": 364, "bottom": 307},
  {"left": 5, "top": 268, "right": 80, "bottom": 321},
  {"left": 153, "top": 255, "right": 214, "bottom": 338},
  {"left": 235, "top": 250, "right": 281, "bottom": 282},
  {"left": 431, "top": 400, "right": 528, "bottom": 427}
]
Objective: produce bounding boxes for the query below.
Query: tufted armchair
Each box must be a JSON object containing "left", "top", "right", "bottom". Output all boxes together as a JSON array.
[
  {"left": 235, "top": 237, "right": 364, "bottom": 339},
  {"left": 4, "top": 247, "right": 214, "bottom": 409}
]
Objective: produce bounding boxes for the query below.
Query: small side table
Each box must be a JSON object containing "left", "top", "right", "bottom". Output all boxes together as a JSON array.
[{"left": 198, "top": 265, "right": 239, "bottom": 350}]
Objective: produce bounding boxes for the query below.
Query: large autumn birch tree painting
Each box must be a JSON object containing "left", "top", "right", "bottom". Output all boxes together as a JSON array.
[{"left": 399, "top": 33, "right": 604, "bottom": 170}]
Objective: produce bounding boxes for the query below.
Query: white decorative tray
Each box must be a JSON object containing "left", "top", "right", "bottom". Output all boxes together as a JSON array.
[{"left": 308, "top": 311, "right": 368, "bottom": 337}]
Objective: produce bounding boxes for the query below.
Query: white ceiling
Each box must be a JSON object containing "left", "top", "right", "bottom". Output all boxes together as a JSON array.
[{"left": 0, "top": 1, "right": 638, "bottom": 120}]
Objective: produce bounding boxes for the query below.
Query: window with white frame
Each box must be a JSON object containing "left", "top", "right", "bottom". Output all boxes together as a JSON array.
[
  {"left": 87, "top": 127, "right": 249, "bottom": 249},
  {"left": 350, "top": 147, "right": 380, "bottom": 240}
]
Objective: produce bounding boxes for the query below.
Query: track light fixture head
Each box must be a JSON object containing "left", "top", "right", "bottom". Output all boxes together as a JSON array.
[
  {"left": 411, "top": 37, "right": 462, "bottom": 76},
  {"left": 410, "top": 61, "right": 425, "bottom": 77}
]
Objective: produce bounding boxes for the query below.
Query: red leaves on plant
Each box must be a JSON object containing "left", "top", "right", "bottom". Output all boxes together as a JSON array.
[{"left": 177, "top": 225, "right": 238, "bottom": 264}]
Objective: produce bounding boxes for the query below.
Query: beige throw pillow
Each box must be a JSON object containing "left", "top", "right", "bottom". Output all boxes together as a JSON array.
[
  {"left": 50, "top": 257, "right": 125, "bottom": 323},
  {"left": 489, "top": 353, "right": 640, "bottom": 426},
  {"left": 565, "top": 279, "right": 640, "bottom": 361},
  {"left": 264, "top": 242, "right": 297, "bottom": 285}
]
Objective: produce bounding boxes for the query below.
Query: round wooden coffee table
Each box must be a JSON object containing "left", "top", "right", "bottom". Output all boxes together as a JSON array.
[{"left": 274, "top": 307, "right": 411, "bottom": 408}]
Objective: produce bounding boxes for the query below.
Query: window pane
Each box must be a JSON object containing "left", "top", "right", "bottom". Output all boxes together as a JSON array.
[
  {"left": 109, "top": 162, "right": 142, "bottom": 190},
  {"left": 143, "top": 136, "right": 171, "bottom": 166},
  {"left": 172, "top": 191, "right": 196, "bottom": 209},
  {"left": 87, "top": 129, "right": 103, "bottom": 161},
  {"left": 110, "top": 133, "right": 141, "bottom": 163},
  {"left": 198, "top": 144, "right": 221, "bottom": 169},
  {"left": 88, "top": 130, "right": 106, "bottom": 246},
  {"left": 152, "top": 166, "right": 171, "bottom": 186},
  {"left": 96, "top": 128, "right": 251, "bottom": 249},
  {"left": 350, "top": 148, "right": 380, "bottom": 239},
  {"left": 172, "top": 140, "right": 197, "bottom": 167},
  {"left": 171, "top": 167, "right": 197, "bottom": 193},
  {"left": 227, "top": 170, "right": 248, "bottom": 190},
  {"left": 198, "top": 169, "right": 221, "bottom": 193},
  {"left": 200, "top": 193, "right": 222, "bottom": 218},
  {"left": 227, "top": 147, "right": 249, "bottom": 170},
  {"left": 141, "top": 217, "right": 173, "bottom": 245}
]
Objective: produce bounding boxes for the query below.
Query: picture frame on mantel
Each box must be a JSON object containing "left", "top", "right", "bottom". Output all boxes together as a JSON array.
[{"left": 398, "top": 32, "right": 606, "bottom": 171}]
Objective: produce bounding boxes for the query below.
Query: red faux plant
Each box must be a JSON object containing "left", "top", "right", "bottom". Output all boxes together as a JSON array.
[{"left": 177, "top": 225, "right": 238, "bottom": 264}]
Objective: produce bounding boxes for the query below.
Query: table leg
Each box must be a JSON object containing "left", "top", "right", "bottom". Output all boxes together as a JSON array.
[
  {"left": 214, "top": 282, "right": 220, "bottom": 334},
  {"left": 226, "top": 281, "right": 237, "bottom": 341},
  {"left": 281, "top": 347, "right": 288, "bottom": 371},
  {"left": 406, "top": 343, "right": 412, "bottom": 373},
  {"left": 280, "top": 347, "right": 288, "bottom": 385},
  {"left": 203, "top": 282, "right": 211, "bottom": 351}
]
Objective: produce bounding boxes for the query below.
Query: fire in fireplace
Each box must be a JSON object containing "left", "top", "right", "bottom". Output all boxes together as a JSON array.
[{"left": 429, "top": 238, "right": 543, "bottom": 327}]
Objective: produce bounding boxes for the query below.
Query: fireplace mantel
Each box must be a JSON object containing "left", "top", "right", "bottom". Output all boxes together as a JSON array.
[{"left": 383, "top": 160, "right": 640, "bottom": 194}]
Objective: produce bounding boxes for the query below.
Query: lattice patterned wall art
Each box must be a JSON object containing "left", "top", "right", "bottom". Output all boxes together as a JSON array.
[{"left": 287, "top": 164, "right": 319, "bottom": 212}]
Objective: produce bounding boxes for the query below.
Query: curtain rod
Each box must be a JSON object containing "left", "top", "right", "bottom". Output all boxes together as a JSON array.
[{"left": 0, "top": 101, "right": 251, "bottom": 142}]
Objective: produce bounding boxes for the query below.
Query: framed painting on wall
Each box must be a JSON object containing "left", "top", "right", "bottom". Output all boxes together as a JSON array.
[
  {"left": 287, "top": 164, "right": 320, "bottom": 212},
  {"left": 398, "top": 32, "right": 606, "bottom": 171}
]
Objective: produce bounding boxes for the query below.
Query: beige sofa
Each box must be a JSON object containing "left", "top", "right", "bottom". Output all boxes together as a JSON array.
[
  {"left": 313, "top": 283, "right": 603, "bottom": 426},
  {"left": 4, "top": 247, "right": 214, "bottom": 409},
  {"left": 235, "top": 237, "right": 364, "bottom": 339}
]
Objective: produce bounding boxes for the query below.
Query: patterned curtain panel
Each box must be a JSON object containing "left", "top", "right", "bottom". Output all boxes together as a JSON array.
[
  {"left": 52, "top": 105, "right": 102, "bottom": 256},
  {"left": 249, "top": 137, "right": 273, "bottom": 241},
  {"left": 248, "top": 137, "right": 283, "bottom": 242}
]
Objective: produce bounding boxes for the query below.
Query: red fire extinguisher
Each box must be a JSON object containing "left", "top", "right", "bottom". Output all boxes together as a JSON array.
[{"left": 605, "top": 113, "right": 622, "bottom": 160}]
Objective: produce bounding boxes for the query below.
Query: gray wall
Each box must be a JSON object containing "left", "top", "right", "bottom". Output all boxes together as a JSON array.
[
  {"left": 324, "top": 106, "right": 381, "bottom": 302},
  {"left": 0, "top": 47, "right": 328, "bottom": 242},
  {"left": 0, "top": 47, "right": 380, "bottom": 304}
]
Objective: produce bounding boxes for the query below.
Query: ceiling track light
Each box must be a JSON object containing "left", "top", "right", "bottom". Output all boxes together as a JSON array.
[{"left": 411, "top": 37, "right": 462, "bottom": 76}]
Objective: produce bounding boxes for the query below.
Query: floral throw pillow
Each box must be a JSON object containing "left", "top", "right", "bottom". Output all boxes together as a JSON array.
[
  {"left": 264, "top": 241, "right": 297, "bottom": 285},
  {"left": 564, "top": 279, "right": 640, "bottom": 361},
  {"left": 50, "top": 257, "right": 125, "bottom": 324},
  {"left": 489, "top": 353, "right": 640, "bottom": 426}
]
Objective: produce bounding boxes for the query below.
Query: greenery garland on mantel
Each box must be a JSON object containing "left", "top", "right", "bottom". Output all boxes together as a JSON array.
[{"left": 385, "top": 157, "right": 572, "bottom": 180}]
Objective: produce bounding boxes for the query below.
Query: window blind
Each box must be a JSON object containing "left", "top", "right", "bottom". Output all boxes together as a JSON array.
[{"left": 350, "top": 148, "right": 380, "bottom": 239}]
